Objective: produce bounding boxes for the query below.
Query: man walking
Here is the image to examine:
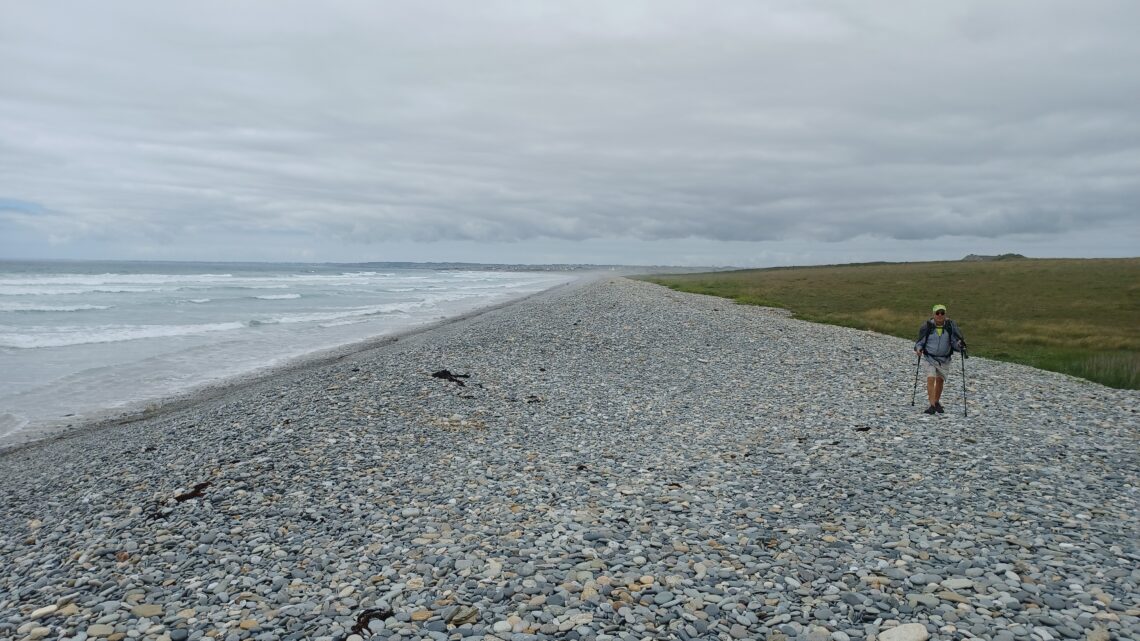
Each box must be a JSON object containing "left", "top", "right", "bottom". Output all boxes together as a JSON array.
[{"left": 914, "top": 304, "right": 966, "bottom": 414}]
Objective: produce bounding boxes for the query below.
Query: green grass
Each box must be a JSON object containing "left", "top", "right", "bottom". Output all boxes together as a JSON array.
[{"left": 640, "top": 258, "right": 1140, "bottom": 390}]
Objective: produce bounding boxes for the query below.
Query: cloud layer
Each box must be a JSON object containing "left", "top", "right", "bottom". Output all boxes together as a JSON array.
[{"left": 1, "top": 1, "right": 1137, "bottom": 264}]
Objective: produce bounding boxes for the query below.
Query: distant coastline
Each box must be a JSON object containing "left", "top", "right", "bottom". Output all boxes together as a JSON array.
[{"left": 0, "top": 257, "right": 724, "bottom": 275}]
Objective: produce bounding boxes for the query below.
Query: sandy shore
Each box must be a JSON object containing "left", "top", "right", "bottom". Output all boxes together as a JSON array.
[{"left": 2, "top": 277, "right": 1137, "bottom": 641}]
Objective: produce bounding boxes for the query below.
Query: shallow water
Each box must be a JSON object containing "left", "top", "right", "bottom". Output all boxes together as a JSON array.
[{"left": 0, "top": 260, "right": 572, "bottom": 444}]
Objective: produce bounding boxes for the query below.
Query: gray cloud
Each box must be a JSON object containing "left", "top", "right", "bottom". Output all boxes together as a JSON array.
[{"left": 1, "top": 0, "right": 1138, "bottom": 264}]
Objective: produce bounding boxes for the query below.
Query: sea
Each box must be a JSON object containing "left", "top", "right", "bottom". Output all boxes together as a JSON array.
[{"left": 0, "top": 260, "right": 575, "bottom": 447}]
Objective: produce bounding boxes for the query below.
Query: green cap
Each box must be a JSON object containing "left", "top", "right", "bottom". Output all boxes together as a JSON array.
[{"left": 932, "top": 304, "right": 947, "bottom": 313}]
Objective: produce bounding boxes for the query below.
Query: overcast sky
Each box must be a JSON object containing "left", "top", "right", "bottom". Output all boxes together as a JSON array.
[{"left": 1, "top": 1, "right": 1137, "bottom": 267}]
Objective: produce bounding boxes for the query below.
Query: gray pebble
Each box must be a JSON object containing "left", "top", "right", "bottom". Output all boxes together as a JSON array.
[{"left": 0, "top": 278, "right": 1136, "bottom": 641}]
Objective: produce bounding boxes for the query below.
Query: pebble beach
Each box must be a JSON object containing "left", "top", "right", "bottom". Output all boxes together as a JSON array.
[{"left": 1, "top": 277, "right": 1137, "bottom": 641}]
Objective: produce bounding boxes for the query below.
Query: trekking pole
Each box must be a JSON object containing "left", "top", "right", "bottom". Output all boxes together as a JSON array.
[
  {"left": 960, "top": 349, "right": 968, "bottom": 417},
  {"left": 911, "top": 352, "right": 922, "bottom": 406}
]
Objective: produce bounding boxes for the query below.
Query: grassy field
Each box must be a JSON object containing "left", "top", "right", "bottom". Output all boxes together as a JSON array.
[{"left": 641, "top": 258, "right": 1140, "bottom": 390}]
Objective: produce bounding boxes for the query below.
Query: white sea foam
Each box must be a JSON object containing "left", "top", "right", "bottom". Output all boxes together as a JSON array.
[
  {"left": 0, "top": 321, "right": 247, "bottom": 349},
  {"left": 255, "top": 293, "right": 302, "bottom": 300},
  {"left": 0, "top": 286, "right": 169, "bottom": 296},
  {"left": 319, "top": 319, "right": 369, "bottom": 328},
  {"left": 0, "top": 273, "right": 235, "bottom": 286},
  {"left": 0, "top": 273, "right": 237, "bottom": 296},
  {"left": 252, "top": 301, "right": 427, "bottom": 326},
  {"left": 186, "top": 299, "right": 212, "bottom": 304},
  {"left": 0, "top": 303, "right": 112, "bottom": 312}
]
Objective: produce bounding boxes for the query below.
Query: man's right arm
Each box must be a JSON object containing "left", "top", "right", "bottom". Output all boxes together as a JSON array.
[{"left": 914, "top": 322, "right": 929, "bottom": 353}]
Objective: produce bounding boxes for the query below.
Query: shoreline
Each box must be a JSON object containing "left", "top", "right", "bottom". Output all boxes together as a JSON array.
[
  {"left": 0, "top": 274, "right": 596, "bottom": 456},
  {"left": 2, "top": 277, "right": 1136, "bottom": 641}
]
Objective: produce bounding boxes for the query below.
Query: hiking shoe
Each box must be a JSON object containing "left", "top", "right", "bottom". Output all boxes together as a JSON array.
[
  {"left": 923, "top": 405, "right": 937, "bottom": 415},
  {"left": 935, "top": 402, "right": 945, "bottom": 413}
]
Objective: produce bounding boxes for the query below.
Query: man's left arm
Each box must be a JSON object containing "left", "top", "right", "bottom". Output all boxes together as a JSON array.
[{"left": 952, "top": 320, "right": 967, "bottom": 351}]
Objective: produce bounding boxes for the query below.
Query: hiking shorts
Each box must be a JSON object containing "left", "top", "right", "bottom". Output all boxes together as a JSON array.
[{"left": 923, "top": 355, "right": 951, "bottom": 379}]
